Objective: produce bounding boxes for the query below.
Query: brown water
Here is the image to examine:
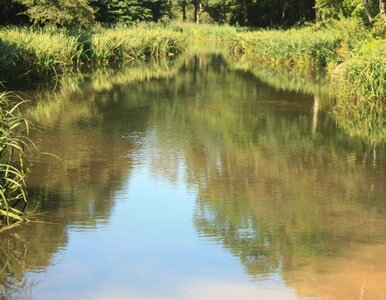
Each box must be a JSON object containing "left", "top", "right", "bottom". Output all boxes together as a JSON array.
[{"left": 1, "top": 54, "right": 385, "bottom": 300}]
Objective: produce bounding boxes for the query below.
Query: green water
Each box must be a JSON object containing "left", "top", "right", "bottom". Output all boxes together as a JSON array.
[{"left": 1, "top": 54, "right": 385, "bottom": 300}]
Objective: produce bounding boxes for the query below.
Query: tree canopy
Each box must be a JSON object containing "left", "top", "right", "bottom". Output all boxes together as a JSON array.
[{"left": 1, "top": 0, "right": 385, "bottom": 27}]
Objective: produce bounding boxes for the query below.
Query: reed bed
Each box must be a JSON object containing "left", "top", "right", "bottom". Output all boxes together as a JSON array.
[
  {"left": 331, "top": 40, "right": 386, "bottom": 144},
  {"left": 171, "top": 22, "right": 239, "bottom": 44},
  {"left": 0, "top": 25, "right": 187, "bottom": 80},
  {"left": 0, "top": 93, "right": 30, "bottom": 230},
  {"left": 0, "top": 27, "right": 82, "bottom": 77},
  {"left": 224, "top": 19, "right": 385, "bottom": 118},
  {"left": 332, "top": 39, "right": 386, "bottom": 102},
  {"left": 228, "top": 27, "right": 342, "bottom": 69},
  {"left": 89, "top": 25, "right": 187, "bottom": 63}
]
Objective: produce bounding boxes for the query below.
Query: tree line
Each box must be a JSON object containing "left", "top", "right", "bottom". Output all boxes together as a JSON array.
[{"left": 0, "top": 0, "right": 385, "bottom": 27}]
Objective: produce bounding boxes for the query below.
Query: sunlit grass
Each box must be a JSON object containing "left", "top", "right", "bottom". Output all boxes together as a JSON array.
[
  {"left": 89, "top": 24, "right": 187, "bottom": 64},
  {"left": 332, "top": 39, "right": 386, "bottom": 102},
  {"left": 0, "top": 92, "right": 31, "bottom": 230},
  {"left": 0, "top": 27, "right": 82, "bottom": 77}
]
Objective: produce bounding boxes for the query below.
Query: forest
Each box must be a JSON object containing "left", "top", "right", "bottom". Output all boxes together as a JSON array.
[{"left": 0, "top": 0, "right": 385, "bottom": 28}]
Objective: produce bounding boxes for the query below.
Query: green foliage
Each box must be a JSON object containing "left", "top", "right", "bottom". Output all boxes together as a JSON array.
[
  {"left": 91, "top": 0, "right": 152, "bottom": 24},
  {"left": 316, "top": 0, "right": 381, "bottom": 24},
  {"left": 1, "top": 0, "right": 385, "bottom": 29},
  {"left": 0, "top": 0, "right": 28, "bottom": 25},
  {"left": 16, "top": 0, "right": 95, "bottom": 26},
  {"left": 82, "top": 0, "right": 175, "bottom": 24},
  {"left": 202, "top": 0, "right": 316, "bottom": 27}
]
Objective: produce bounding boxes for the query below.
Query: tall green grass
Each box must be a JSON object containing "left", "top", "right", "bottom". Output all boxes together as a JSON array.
[
  {"left": 0, "top": 27, "right": 82, "bottom": 77},
  {"left": 330, "top": 39, "right": 386, "bottom": 144},
  {"left": 332, "top": 39, "right": 386, "bottom": 102},
  {"left": 0, "top": 25, "right": 187, "bottom": 80},
  {"left": 0, "top": 93, "right": 30, "bottom": 230},
  {"left": 224, "top": 19, "right": 385, "bottom": 129},
  {"left": 228, "top": 27, "right": 342, "bottom": 69},
  {"left": 89, "top": 25, "right": 187, "bottom": 63},
  {"left": 170, "top": 22, "right": 239, "bottom": 43}
]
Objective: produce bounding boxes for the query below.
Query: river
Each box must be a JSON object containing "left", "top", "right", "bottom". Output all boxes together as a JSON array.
[{"left": 1, "top": 53, "right": 385, "bottom": 300}]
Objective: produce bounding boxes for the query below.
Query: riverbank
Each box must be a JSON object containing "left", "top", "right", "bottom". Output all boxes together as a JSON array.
[
  {"left": 0, "top": 21, "right": 384, "bottom": 229},
  {"left": 225, "top": 20, "right": 385, "bottom": 102},
  {"left": 0, "top": 25, "right": 187, "bottom": 79},
  {"left": 0, "top": 21, "right": 384, "bottom": 104}
]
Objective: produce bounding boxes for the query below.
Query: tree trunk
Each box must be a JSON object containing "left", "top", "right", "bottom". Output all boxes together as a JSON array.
[
  {"left": 243, "top": 0, "right": 248, "bottom": 26},
  {"left": 363, "top": 0, "right": 374, "bottom": 24},
  {"left": 194, "top": 0, "right": 200, "bottom": 24},
  {"left": 281, "top": 1, "right": 287, "bottom": 21},
  {"left": 222, "top": 0, "right": 227, "bottom": 23},
  {"left": 168, "top": 0, "right": 173, "bottom": 19},
  {"left": 182, "top": 0, "right": 187, "bottom": 22},
  {"left": 380, "top": 0, "right": 386, "bottom": 27}
]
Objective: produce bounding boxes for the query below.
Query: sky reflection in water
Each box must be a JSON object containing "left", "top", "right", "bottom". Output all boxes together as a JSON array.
[{"left": 1, "top": 54, "right": 385, "bottom": 300}]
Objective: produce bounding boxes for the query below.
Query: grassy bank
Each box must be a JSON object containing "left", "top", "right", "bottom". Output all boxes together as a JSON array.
[
  {"left": 0, "top": 93, "right": 30, "bottom": 230},
  {"left": 228, "top": 27, "right": 342, "bottom": 69},
  {"left": 226, "top": 20, "right": 366, "bottom": 68},
  {"left": 226, "top": 20, "right": 384, "bottom": 102},
  {"left": 0, "top": 27, "right": 82, "bottom": 78},
  {"left": 0, "top": 25, "right": 187, "bottom": 79},
  {"left": 89, "top": 25, "right": 186, "bottom": 63},
  {"left": 0, "top": 21, "right": 384, "bottom": 106}
]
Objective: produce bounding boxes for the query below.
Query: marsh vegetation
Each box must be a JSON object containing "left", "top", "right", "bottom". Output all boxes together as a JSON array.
[{"left": 0, "top": 93, "right": 30, "bottom": 230}]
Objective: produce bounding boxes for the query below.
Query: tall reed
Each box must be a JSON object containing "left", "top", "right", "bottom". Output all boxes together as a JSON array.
[
  {"left": 228, "top": 27, "right": 342, "bottom": 69},
  {"left": 0, "top": 27, "right": 82, "bottom": 77},
  {"left": 0, "top": 92, "right": 30, "bottom": 230},
  {"left": 89, "top": 25, "right": 187, "bottom": 64},
  {"left": 332, "top": 39, "right": 386, "bottom": 102}
]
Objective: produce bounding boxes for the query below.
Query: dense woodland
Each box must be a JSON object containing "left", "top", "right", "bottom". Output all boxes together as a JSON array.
[{"left": 1, "top": 0, "right": 385, "bottom": 27}]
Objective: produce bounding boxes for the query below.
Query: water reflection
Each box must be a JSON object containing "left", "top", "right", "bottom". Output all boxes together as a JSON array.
[
  {"left": 0, "top": 54, "right": 385, "bottom": 299},
  {"left": 146, "top": 55, "right": 386, "bottom": 298}
]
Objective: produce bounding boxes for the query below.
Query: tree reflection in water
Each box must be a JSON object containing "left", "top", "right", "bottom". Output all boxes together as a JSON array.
[{"left": 0, "top": 53, "right": 384, "bottom": 300}]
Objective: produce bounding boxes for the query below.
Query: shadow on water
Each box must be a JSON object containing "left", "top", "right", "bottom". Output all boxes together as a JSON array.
[{"left": 0, "top": 52, "right": 385, "bottom": 299}]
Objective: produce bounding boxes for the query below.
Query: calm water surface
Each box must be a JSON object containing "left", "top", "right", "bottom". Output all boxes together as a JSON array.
[{"left": 1, "top": 54, "right": 386, "bottom": 300}]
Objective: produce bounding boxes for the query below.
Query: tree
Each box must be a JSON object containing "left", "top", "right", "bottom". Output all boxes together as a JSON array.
[
  {"left": 192, "top": 0, "right": 201, "bottom": 23},
  {"left": 142, "top": 0, "right": 173, "bottom": 22},
  {"left": 91, "top": 0, "right": 152, "bottom": 23},
  {"left": 0, "top": 0, "right": 28, "bottom": 24},
  {"left": 363, "top": 0, "right": 374, "bottom": 23},
  {"left": 177, "top": 0, "right": 188, "bottom": 21},
  {"left": 203, "top": 0, "right": 231, "bottom": 24},
  {"left": 17, "top": 0, "right": 95, "bottom": 26},
  {"left": 315, "top": 0, "right": 383, "bottom": 25},
  {"left": 380, "top": 0, "right": 386, "bottom": 26}
]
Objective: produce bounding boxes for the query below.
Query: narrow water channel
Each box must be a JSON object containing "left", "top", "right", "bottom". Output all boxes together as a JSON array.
[{"left": 1, "top": 54, "right": 385, "bottom": 300}]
